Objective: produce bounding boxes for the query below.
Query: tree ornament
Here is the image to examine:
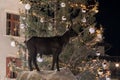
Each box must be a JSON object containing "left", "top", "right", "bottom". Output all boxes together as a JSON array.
[
  {"left": 98, "top": 70, "right": 103, "bottom": 75},
  {"left": 40, "top": 17, "right": 44, "bottom": 23},
  {"left": 25, "top": 3, "right": 31, "bottom": 10},
  {"left": 89, "top": 27, "right": 95, "bottom": 34},
  {"left": 20, "top": 23, "right": 25, "bottom": 29},
  {"left": 97, "top": 68, "right": 103, "bottom": 75},
  {"left": 11, "top": 41, "right": 16, "bottom": 47},
  {"left": 22, "top": 17, "right": 26, "bottom": 20},
  {"left": 81, "top": 8, "right": 86, "bottom": 13},
  {"left": 60, "top": 2, "right": 66, "bottom": 7},
  {"left": 96, "top": 51, "right": 100, "bottom": 56},
  {"left": 102, "top": 62, "right": 107, "bottom": 69},
  {"left": 62, "top": 16, "right": 67, "bottom": 21}
]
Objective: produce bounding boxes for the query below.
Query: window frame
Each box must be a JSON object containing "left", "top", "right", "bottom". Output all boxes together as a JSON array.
[{"left": 6, "top": 13, "right": 20, "bottom": 36}]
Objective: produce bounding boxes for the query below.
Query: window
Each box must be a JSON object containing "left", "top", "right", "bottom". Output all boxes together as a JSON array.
[
  {"left": 6, "top": 13, "right": 20, "bottom": 36},
  {"left": 6, "top": 57, "right": 21, "bottom": 78}
]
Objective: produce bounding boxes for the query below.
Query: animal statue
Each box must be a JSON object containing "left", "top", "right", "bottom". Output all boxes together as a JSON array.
[{"left": 26, "top": 27, "right": 78, "bottom": 71}]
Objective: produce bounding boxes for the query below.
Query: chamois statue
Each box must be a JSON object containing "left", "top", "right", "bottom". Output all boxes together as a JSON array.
[{"left": 26, "top": 27, "right": 78, "bottom": 71}]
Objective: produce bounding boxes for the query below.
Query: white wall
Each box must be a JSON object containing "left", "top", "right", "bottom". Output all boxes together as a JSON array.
[{"left": 0, "top": 0, "right": 24, "bottom": 79}]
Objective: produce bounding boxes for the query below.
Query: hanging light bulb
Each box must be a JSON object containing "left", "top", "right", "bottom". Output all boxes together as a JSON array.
[
  {"left": 96, "top": 51, "right": 100, "bottom": 56},
  {"left": 20, "top": 23, "right": 25, "bottom": 29},
  {"left": 81, "top": 17, "right": 86, "bottom": 23},
  {"left": 11, "top": 41, "right": 16, "bottom": 47},
  {"left": 97, "top": 68, "right": 103, "bottom": 75},
  {"left": 37, "top": 57, "right": 43, "bottom": 62},
  {"left": 40, "top": 17, "right": 44, "bottom": 23},
  {"left": 22, "top": 17, "right": 26, "bottom": 20},
  {"left": 81, "top": 8, "right": 86, "bottom": 13},
  {"left": 102, "top": 62, "right": 107, "bottom": 69},
  {"left": 25, "top": 3, "right": 31, "bottom": 10},
  {"left": 62, "top": 16, "right": 67, "bottom": 21},
  {"left": 89, "top": 27, "right": 95, "bottom": 34},
  {"left": 60, "top": 2, "right": 66, "bottom": 7}
]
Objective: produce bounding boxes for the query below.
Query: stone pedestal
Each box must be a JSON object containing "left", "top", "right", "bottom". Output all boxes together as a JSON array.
[{"left": 16, "top": 67, "right": 76, "bottom": 80}]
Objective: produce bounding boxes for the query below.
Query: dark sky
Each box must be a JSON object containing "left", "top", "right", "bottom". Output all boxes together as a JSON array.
[{"left": 97, "top": 0, "right": 120, "bottom": 56}]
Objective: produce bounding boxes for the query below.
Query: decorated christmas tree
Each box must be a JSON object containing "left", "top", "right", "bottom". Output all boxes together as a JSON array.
[{"left": 11, "top": 0, "right": 112, "bottom": 79}]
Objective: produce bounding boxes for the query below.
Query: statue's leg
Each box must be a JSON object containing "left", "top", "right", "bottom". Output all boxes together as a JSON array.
[
  {"left": 28, "top": 55, "right": 33, "bottom": 71},
  {"left": 56, "top": 55, "right": 60, "bottom": 71},
  {"left": 33, "top": 55, "right": 40, "bottom": 71},
  {"left": 51, "top": 54, "right": 56, "bottom": 70}
]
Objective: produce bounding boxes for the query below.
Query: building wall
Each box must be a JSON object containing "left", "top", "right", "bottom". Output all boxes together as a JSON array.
[{"left": 0, "top": 0, "right": 24, "bottom": 79}]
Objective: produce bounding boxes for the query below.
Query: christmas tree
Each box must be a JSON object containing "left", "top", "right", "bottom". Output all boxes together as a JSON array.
[{"left": 12, "top": 0, "right": 111, "bottom": 79}]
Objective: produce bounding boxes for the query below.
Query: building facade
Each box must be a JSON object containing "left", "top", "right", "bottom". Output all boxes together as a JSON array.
[{"left": 0, "top": 0, "right": 24, "bottom": 79}]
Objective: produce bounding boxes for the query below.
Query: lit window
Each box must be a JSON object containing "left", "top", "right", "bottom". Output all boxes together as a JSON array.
[{"left": 6, "top": 13, "right": 20, "bottom": 36}]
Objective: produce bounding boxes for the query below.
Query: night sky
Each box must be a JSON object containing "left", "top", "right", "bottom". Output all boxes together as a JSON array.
[{"left": 97, "top": 0, "right": 120, "bottom": 56}]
